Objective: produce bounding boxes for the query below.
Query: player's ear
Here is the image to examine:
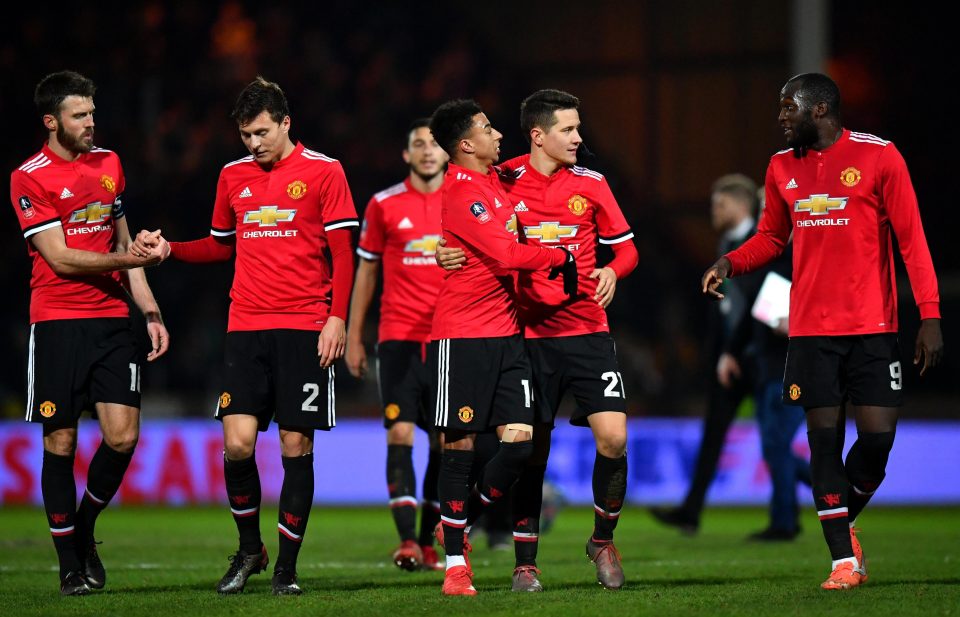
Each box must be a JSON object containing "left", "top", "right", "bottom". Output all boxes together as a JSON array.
[
  {"left": 459, "top": 138, "right": 475, "bottom": 155},
  {"left": 531, "top": 127, "right": 544, "bottom": 147},
  {"left": 280, "top": 115, "right": 291, "bottom": 134},
  {"left": 42, "top": 114, "right": 58, "bottom": 132},
  {"left": 402, "top": 149, "right": 411, "bottom": 165}
]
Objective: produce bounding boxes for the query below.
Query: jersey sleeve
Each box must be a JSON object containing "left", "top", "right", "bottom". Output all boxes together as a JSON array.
[
  {"left": 878, "top": 144, "right": 940, "bottom": 319},
  {"left": 726, "top": 161, "right": 791, "bottom": 275},
  {"left": 357, "top": 195, "right": 385, "bottom": 261},
  {"left": 113, "top": 155, "right": 127, "bottom": 220},
  {"left": 10, "top": 170, "right": 61, "bottom": 239},
  {"left": 446, "top": 184, "right": 566, "bottom": 271},
  {"left": 594, "top": 178, "right": 634, "bottom": 245},
  {"left": 319, "top": 161, "right": 359, "bottom": 232},
  {"left": 210, "top": 169, "right": 236, "bottom": 238}
]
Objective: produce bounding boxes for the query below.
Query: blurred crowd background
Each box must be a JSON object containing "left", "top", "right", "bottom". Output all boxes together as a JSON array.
[{"left": 2, "top": 1, "right": 954, "bottom": 421}]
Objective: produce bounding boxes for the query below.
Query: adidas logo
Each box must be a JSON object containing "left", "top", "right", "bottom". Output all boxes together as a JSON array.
[
  {"left": 494, "top": 198, "right": 503, "bottom": 209},
  {"left": 239, "top": 187, "right": 252, "bottom": 198},
  {"left": 59, "top": 187, "right": 74, "bottom": 199},
  {"left": 785, "top": 178, "right": 798, "bottom": 190},
  {"left": 514, "top": 201, "right": 528, "bottom": 212},
  {"left": 398, "top": 217, "right": 413, "bottom": 229}
]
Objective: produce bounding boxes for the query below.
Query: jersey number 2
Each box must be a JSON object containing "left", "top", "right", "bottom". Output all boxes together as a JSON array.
[
  {"left": 602, "top": 371, "right": 625, "bottom": 398},
  {"left": 302, "top": 383, "right": 320, "bottom": 412}
]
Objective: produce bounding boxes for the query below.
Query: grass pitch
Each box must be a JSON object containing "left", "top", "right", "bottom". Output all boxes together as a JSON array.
[{"left": 0, "top": 505, "right": 957, "bottom": 616}]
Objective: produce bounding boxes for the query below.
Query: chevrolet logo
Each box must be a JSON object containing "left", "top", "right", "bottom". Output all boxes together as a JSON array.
[
  {"left": 69, "top": 201, "right": 112, "bottom": 224},
  {"left": 523, "top": 222, "right": 579, "bottom": 243},
  {"left": 243, "top": 206, "right": 296, "bottom": 226},
  {"left": 794, "top": 194, "right": 848, "bottom": 216},
  {"left": 404, "top": 235, "right": 441, "bottom": 255}
]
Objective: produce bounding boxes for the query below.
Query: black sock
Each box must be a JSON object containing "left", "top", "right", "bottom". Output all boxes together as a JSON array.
[
  {"left": 845, "top": 431, "right": 895, "bottom": 523},
  {"left": 592, "top": 452, "right": 627, "bottom": 543},
  {"left": 468, "top": 441, "right": 532, "bottom": 530},
  {"left": 276, "top": 454, "right": 314, "bottom": 571},
  {"left": 76, "top": 442, "right": 133, "bottom": 546},
  {"left": 42, "top": 450, "right": 81, "bottom": 577},
  {"left": 418, "top": 448, "right": 442, "bottom": 546},
  {"left": 512, "top": 463, "right": 546, "bottom": 567},
  {"left": 808, "top": 427, "right": 853, "bottom": 560},
  {"left": 438, "top": 449, "right": 474, "bottom": 557},
  {"left": 224, "top": 454, "right": 262, "bottom": 554},
  {"left": 386, "top": 445, "right": 417, "bottom": 542}
]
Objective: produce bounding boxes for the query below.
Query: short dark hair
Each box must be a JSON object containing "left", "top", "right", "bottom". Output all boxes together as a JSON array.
[
  {"left": 406, "top": 117, "right": 431, "bottom": 149},
  {"left": 520, "top": 89, "right": 580, "bottom": 143},
  {"left": 231, "top": 76, "right": 290, "bottom": 125},
  {"left": 712, "top": 173, "right": 759, "bottom": 215},
  {"left": 429, "top": 99, "right": 482, "bottom": 157},
  {"left": 786, "top": 73, "right": 841, "bottom": 120},
  {"left": 34, "top": 71, "right": 96, "bottom": 118}
]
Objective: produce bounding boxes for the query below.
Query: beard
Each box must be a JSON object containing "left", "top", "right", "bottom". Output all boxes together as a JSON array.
[
  {"left": 787, "top": 112, "right": 818, "bottom": 150},
  {"left": 57, "top": 123, "right": 94, "bottom": 154}
]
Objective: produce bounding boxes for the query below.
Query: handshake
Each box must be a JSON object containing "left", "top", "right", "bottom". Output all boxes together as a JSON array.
[{"left": 129, "top": 230, "right": 171, "bottom": 263}]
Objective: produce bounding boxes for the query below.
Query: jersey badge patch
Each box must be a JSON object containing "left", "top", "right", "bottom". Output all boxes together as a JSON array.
[
  {"left": 458, "top": 406, "right": 474, "bottom": 423},
  {"left": 39, "top": 400, "right": 57, "bottom": 418},
  {"left": 567, "top": 194, "right": 590, "bottom": 216},
  {"left": 286, "top": 180, "right": 308, "bottom": 200},
  {"left": 470, "top": 202, "right": 491, "bottom": 224},
  {"left": 219, "top": 392, "right": 232, "bottom": 408},
  {"left": 840, "top": 167, "right": 861, "bottom": 188},
  {"left": 18, "top": 196, "right": 35, "bottom": 219},
  {"left": 385, "top": 404, "right": 401, "bottom": 420},
  {"left": 788, "top": 384, "right": 801, "bottom": 401},
  {"left": 100, "top": 174, "right": 117, "bottom": 194}
]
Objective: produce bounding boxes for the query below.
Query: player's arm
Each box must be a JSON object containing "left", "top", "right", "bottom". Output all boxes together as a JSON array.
[
  {"left": 878, "top": 145, "right": 943, "bottom": 374},
  {"left": 115, "top": 216, "right": 170, "bottom": 361},
  {"left": 30, "top": 224, "right": 160, "bottom": 275},
  {"left": 704, "top": 164, "right": 790, "bottom": 297},
  {"left": 317, "top": 163, "right": 360, "bottom": 368},
  {"left": 345, "top": 257, "right": 380, "bottom": 377},
  {"left": 590, "top": 240, "right": 638, "bottom": 308},
  {"left": 435, "top": 237, "right": 466, "bottom": 270}
]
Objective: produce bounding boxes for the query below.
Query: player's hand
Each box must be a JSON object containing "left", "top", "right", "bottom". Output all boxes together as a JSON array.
[
  {"left": 716, "top": 352, "right": 741, "bottom": 388},
  {"left": 914, "top": 318, "right": 944, "bottom": 376},
  {"left": 131, "top": 229, "right": 169, "bottom": 262},
  {"left": 548, "top": 247, "right": 578, "bottom": 300},
  {"left": 144, "top": 312, "right": 169, "bottom": 361},
  {"left": 589, "top": 267, "right": 617, "bottom": 308},
  {"left": 702, "top": 257, "right": 732, "bottom": 299},
  {"left": 345, "top": 338, "right": 368, "bottom": 378},
  {"left": 318, "top": 316, "right": 346, "bottom": 368},
  {"left": 435, "top": 237, "right": 466, "bottom": 271},
  {"left": 773, "top": 316, "right": 789, "bottom": 337}
]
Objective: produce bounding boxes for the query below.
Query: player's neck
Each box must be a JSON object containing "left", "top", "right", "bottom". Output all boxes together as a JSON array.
[
  {"left": 813, "top": 125, "right": 844, "bottom": 151},
  {"left": 453, "top": 156, "right": 490, "bottom": 175},
  {"left": 47, "top": 137, "right": 83, "bottom": 162},
  {"left": 409, "top": 170, "right": 444, "bottom": 193},
  {"left": 528, "top": 148, "right": 563, "bottom": 177}
]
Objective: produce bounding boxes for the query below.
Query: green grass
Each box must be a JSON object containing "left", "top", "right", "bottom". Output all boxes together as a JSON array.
[{"left": 1, "top": 505, "right": 957, "bottom": 616}]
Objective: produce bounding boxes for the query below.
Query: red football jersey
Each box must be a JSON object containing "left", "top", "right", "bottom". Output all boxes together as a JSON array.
[
  {"left": 498, "top": 155, "right": 634, "bottom": 338},
  {"left": 357, "top": 178, "right": 445, "bottom": 343},
  {"left": 431, "top": 163, "right": 567, "bottom": 340},
  {"left": 10, "top": 144, "right": 129, "bottom": 323},
  {"left": 210, "top": 142, "right": 358, "bottom": 332},
  {"left": 726, "top": 129, "right": 940, "bottom": 336}
]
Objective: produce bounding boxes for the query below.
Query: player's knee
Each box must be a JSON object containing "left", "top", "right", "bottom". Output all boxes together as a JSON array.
[
  {"left": 104, "top": 432, "right": 138, "bottom": 454},
  {"left": 224, "top": 436, "right": 256, "bottom": 460},
  {"left": 595, "top": 432, "right": 626, "bottom": 459},
  {"left": 853, "top": 431, "right": 896, "bottom": 471},
  {"left": 387, "top": 421, "right": 415, "bottom": 446},
  {"left": 42, "top": 428, "right": 77, "bottom": 457},
  {"left": 500, "top": 423, "right": 533, "bottom": 444}
]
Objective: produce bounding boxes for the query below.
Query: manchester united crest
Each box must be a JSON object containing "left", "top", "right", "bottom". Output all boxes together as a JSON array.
[
  {"left": 788, "top": 384, "right": 801, "bottom": 401},
  {"left": 385, "top": 404, "right": 401, "bottom": 420},
  {"left": 567, "top": 194, "right": 589, "bottom": 216},
  {"left": 219, "top": 392, "right": 232, "bottom": 408},
  {"left": 100, "top": 174, "right": 117, "bottom": 193},
  {"left": 840, "top": 167, "right": 861, "bottom": 188},
  {"left": 287, "top": 180, "right": 308, "bottom": 200},
  {"left": 458, "top": 406, "right": 474, "bottom": 423},
  {"left": 39, "top": 401, "right": 57, "bottom": 418}
]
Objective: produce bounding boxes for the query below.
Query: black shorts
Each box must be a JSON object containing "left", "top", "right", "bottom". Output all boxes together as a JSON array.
[
  {"left": 525, "top": 332, "right": 627, "bottom": 427},
  {"left": 216, "top": 330, "right": 336, "bottom": 432},
  {"left": 26, "top": 318, "right": 141, "bottom": 428},
  {"left": 783, "top": 334, "right": 904, "bottom": 408},
  {"left": 376, "top": 340, "right": 433, "bottom": 430},
  {"left": 430, "top": 335, "right": 534, "bottom": 433}
]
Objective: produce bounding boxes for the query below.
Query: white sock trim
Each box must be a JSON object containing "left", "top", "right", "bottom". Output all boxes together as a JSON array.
[
  {"left": 446, "top": 555, "right": 467, "bottom": 569},
  {"left": 831, "top": 556, "right": 859, "bottom": 570}
]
